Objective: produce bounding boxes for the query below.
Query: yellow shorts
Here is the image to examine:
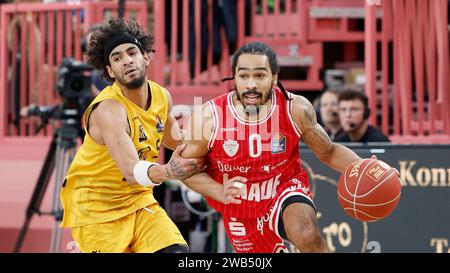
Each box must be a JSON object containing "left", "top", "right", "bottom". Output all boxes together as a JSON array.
[{"left": 71, "top": 203, "right": 187, "bottom": 253}]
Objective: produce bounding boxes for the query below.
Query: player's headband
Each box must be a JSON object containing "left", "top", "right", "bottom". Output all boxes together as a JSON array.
[
  {"left": 221, "top": 76, "right": 234, "bottom": 83},
  {"left": 103, "top": 34, "right": 142, "bottom": 64}
]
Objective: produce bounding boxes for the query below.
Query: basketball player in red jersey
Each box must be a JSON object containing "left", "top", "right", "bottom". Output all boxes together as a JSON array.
[{"left": 180, "top": 42, "right": 362, "bottom": 253}]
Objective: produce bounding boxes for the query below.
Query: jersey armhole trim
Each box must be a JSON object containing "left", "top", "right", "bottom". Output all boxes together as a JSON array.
[
  {"left": 287, "top": 95, "right": 302, "bottom": 138},
  {"left": 207, "top": 101, "right": 219, "bottom": 150},
  {"left": 85, "top": 98, "right": 135, "bottom": 145}
]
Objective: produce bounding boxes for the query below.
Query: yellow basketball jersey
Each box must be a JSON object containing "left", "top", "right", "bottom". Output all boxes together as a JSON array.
[{"left": 60, "top": 80, "right": 168, "bottom": 227}]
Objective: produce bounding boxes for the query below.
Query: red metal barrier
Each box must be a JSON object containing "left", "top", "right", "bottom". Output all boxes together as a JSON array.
[
  {"left": 152, "top": 0, "right": 233, "bottom": 108},
  {"left": 0, "top": 1, "right": 147, "bottom": 139},
  {"left": 92, "top": 1, "right": 147, "bottom": 27},
  {"left": 309, "top": 0, "right": 384, "bottom": 42},
  {"left": 1, "top": 0, "right": 450, "bottom": 143},
  {"left": 238, "top": 0, "right": 323, "bottom": 91},
  {"left": 366, "top": 0, "right": 450, "bottom": 143},
  {"left": 154, "top": 0, "right": 334, "bottom": 106},
  {"left": 365, "top": 0, "right": 377, "bottom": 128}
]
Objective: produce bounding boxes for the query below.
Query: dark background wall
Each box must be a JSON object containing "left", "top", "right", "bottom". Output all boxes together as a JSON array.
[{"left": 299, "top": 144, "right": 450, "bottom": 253}]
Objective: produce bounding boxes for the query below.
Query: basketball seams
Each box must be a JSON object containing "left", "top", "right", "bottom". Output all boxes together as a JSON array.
[
  {"left": 343, "top": 208, "right": 382, "bottom": 221},
  {"left": 342, "top": 158, "right": 361, "bottom": 220},
  {"left": 353, "top": 159, "right": 377, "bottom": 221},
  {"left": 343, "top": 159, "right": 363, "bottom": 197},
  {"left": 338, "top": 159, "right": 402, "bottom": 222},
  {"left": 338, "top": 191, "right": 401, "bottom": 207},
  {"left": 355, "top": 170, "right": 397, "bottom": 198},
  {"left": 354, "top": 160, "right": 377, "bottom": 197},
  {"left": 343, "top": 160, "right": 350, "bottom": 196}
]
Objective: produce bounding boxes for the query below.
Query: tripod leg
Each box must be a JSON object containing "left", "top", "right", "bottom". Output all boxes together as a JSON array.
[
  {"left": 13, "top": 133, "right": 57, "bottom": 253},
  {"left": 49, "top": 144, "right": 76, "bottom": 253}
]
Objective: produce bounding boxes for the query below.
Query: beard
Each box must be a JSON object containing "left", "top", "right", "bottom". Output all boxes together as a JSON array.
[
  {"left": 236, "top": 88, "right": 272, "bottom": 116},
  {"left": 118, "top": 69, "right": 146, "bottom": 89},
  {"left": 125, "top": 76, "right": 146, "bottom": 89}
]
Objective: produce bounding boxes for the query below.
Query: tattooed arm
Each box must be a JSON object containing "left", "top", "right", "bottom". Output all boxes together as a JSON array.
[
  {"left": 146, "top": 143, "right": 206, "bottom": 183},
  {"left": 179, "top": 103, "right": 247, "bottom": 204},
  {"left": 291, "top": 95, "right": 361, "bottom": 173}
]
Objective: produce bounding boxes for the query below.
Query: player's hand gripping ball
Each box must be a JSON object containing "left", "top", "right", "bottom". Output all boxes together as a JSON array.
[{"left": 337, "top": 158, "right": 402, "bottom": 222}]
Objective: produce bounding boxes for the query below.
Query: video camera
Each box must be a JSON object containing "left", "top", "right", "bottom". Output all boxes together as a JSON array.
[
  {"left": 26, "top": 58, "right": 94, "bottom": 135},
  {"left": 57, "top": 58, "right": 93, "bottom": 100}
]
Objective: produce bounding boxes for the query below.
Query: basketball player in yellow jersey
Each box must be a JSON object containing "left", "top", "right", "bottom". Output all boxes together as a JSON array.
[{"left": 60, "top": 18, "right": 205, "bottom": 253}]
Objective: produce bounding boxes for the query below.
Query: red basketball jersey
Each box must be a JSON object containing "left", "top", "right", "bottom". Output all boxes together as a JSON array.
[{"left": 205, "top": 87, "right": 308, "bottom": 218}]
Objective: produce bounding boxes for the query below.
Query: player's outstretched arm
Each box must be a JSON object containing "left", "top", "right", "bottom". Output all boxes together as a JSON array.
[
  {"left": 91, "top": 100, "right": 142, "bottom": 184},
  {"left": 180, "top": 103, "right": 246, "bottom": 204},
  {"left": 291, "top": 95, "right": 361, "bottom": 173},
  {"left": 90, "top": 99, "right": 204, "bottom": 186}
]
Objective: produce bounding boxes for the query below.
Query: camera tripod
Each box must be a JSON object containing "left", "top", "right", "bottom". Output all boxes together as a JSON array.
[{"left": 14, "top": 114, "right": 81, "bottom": 253}]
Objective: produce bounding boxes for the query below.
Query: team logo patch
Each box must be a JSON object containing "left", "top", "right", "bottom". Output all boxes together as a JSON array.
[
  {"left": 138, "top": 124, "right": 148, "bottom": 142},
  {"left": 138, "top": 146, "right": 151, "bottom": 160},
  {"left": 223, "top": 140, "right": 239, "bottom": 157},
  {"left": 292, "top": 178, "right": 310, "bottom": 195},
  {"left": 156, "top": 115, "right": 164, "bottom": 133},
  {"left": 366, "top": 163, "right": 388, "bottom": 182},
  {"left": 271, "top": 132, "right": 286, "bottom": 154}
]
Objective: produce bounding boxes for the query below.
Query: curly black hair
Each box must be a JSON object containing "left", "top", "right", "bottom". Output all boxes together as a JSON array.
[{"left": 86, "top": 17, "right": 154, "bottom": 82}]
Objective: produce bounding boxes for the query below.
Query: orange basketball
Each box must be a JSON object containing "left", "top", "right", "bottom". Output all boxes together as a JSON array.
[{"left": 337, "top": 158, "right": 402, "bottom": 222}]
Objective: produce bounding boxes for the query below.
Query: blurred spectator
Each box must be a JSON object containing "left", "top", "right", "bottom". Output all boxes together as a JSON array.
[
  {"left": 212, "top": 0, "right": 237, "bottom": 64},
  {"left": 335, "top": 89, "right": 390, "bottom": 143},
  {"left": 190, "top": 0, "right": 237, "bottom": 78},
  {"left": 318, "top": 89, "right": 342, "bottom": 140},
  {"left": 165, "top": 0, "right": 237, "bottom": 79},
  {"left": 189, "top": 0, "right": 209, "bottom": 78}
]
